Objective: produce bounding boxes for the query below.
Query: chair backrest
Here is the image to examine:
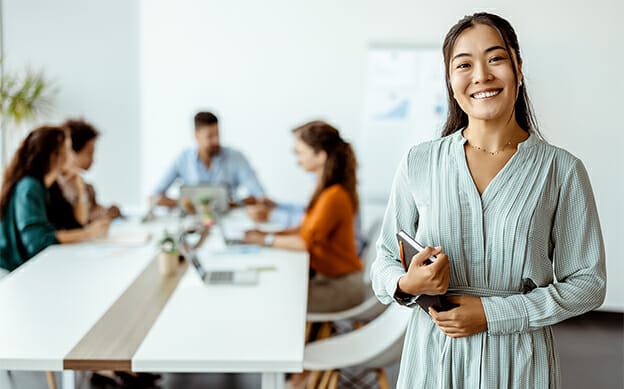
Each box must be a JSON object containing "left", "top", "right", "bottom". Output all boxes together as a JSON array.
[
  {"left": 360, "top": 217, "right": 383, "bottom": 285},
  {"left": 304, "top": 303, "right": 412, "bottom": 371}
]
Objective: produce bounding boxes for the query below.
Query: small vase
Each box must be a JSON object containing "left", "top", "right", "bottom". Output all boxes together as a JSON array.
[{"left": 158, "top": 251, "right": 179, "bottom": 277}]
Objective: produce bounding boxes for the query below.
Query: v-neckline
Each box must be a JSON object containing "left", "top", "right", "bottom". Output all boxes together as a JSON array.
[{"left": 456, "top": 131, "right": 531, "bottom": 204}]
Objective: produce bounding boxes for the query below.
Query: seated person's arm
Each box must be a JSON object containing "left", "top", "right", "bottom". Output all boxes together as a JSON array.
[
  {"left": 234, "top": 152, "right": 265, "bottom": 200},
  {"left": 150, "top": 194, "right": 178, "bottom": 208},
  {"left": 244, "top": 228, "right": 306, "bottom": 250},
  {"left": 150, "top": 154, "right": 183, "bottom": 208},
  {"left": 245, "top": 197, "right": 276, "bottom": 222},
  {"left": 73, "top": 178, "right": 89, "bottom": 225},
  {"left": 55, "top": 218, "right": 109, "bottom": 244},
  {"left": 272, "top": 234, "right": 306, "bottom": 250},
  {"left": 83, "top": 183, "right": 123, "bottom": 220},
  {"left": 277, "top": 226, "right": 301, "bottom": 235},
  {"left": 15, "top": 182, "right": 60, "bottom": 257},
  {"left": 299, "top": 190, "right": 347, "bottom": 247}
]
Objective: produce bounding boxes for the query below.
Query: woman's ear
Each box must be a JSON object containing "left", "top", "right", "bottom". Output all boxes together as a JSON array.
[{"left": 318, "top": 150, "right": 328, "bottom": 165}]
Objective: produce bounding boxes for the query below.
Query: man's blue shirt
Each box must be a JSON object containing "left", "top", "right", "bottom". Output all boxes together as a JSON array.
[{"left": 152, "top": 146, "right": 265, "bottom": 199}]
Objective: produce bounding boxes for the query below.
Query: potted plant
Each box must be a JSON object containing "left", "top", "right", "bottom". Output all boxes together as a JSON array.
[
  {"left": 157, "top": 230, "right": 179, "bottom": 276},
  {"left": 0, "top": 61, "right": 56, "bottom": 168}
]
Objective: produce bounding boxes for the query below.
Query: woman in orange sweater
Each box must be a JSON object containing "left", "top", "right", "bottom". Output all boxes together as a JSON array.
[{"left": 244, "top": 121, "right": 365, "bottom": 312}]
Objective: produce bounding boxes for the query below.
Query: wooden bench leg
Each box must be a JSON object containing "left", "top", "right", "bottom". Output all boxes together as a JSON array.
[
  {"left": 316, "top": 322, "right": 332, "bottom": 340},
  {"left": 304, "top": 322, "right": 334, "bottom": 389},
  {"left": 306, "top": 370, "right": 322, "bottom": 389},
  {"left": 317, "top": 369, "right": 334, "bottom": 389},
  {"left": 46, "top": 371, "right": 56, "bottom": 389},
  {"left": 305, "top": 322, "right": 313, "bottom": 343},
  {"left": 328, "top": 371, "right": 339, "bottom": 389},
  {"left": 377, "top": 368, "right": 390, "bottom": 389}
]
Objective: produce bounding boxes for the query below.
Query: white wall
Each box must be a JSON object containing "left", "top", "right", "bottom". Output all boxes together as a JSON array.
[
  {"left": 3, "top": 0, "right": 622, "bottom": 310},
  {"left": 140, "top": 0, "right": 623, "bottom": 310},
  {"left": 2, "top": 0, "right": 140, "bottom": 207}
]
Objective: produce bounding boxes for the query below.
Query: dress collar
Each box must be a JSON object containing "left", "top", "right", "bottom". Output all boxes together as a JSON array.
[{"left": 450, "top": 128, "right": 539, "bottom": 151}]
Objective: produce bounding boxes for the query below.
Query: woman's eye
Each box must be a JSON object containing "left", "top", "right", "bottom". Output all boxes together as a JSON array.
[
  {"left": 489, "top": 56, "right": 505, "bottom": 63},
  {"left": 456, "top": 63, "right": 470, "bottom": 69}
]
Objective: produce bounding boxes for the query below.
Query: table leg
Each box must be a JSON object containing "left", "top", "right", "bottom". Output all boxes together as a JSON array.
[
  {"left": 261, "top": 372, "right": 285, "bottom": 389},
  {"left": 0, "top": 370, "right": 13, "bottom": 388},
  {"left": 62, "top": 370, "right": 75, "bottom": 389}
]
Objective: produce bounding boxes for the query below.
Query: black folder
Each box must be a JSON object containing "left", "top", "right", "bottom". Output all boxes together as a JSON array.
[{"left": 396, "top": 230, "right": 458, "bottom": 313}]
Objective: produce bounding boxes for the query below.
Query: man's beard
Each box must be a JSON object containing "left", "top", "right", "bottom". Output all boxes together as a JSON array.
[{"left": 208, "top": 145, "right": 221, "bottom": 157}]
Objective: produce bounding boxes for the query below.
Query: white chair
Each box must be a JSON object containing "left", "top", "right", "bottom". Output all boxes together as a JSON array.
[
  {"left": 302, "top": 217, "right": 410, "bottom": 389},
  {"left": 303, "top": 303, "right": 412, "bottom": 389},
  {"left": 306, "top": 217, "right": 385, "bottom": 325}
]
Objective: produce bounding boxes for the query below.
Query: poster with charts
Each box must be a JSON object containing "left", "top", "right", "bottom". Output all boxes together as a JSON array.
[{"left": 359, "top": 46, "right": 447, "bottom": 201}]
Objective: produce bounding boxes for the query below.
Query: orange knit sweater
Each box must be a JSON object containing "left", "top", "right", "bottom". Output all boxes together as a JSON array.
[{"left": 299, "top": 185, "right": 362, "bottom": 277}]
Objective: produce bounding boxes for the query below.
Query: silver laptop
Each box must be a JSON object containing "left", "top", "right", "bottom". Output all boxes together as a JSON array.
[
  {"left": 189, "top": 252, "right": 258, "bottom": 285},
  {"left": 211, "top": 210, "right": 249, "bottom": 246},
  {"left": 179, "top": 184, "right": 229, "bottom": 214}
]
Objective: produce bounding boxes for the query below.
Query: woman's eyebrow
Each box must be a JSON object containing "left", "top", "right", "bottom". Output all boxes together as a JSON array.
[
  {"left": 452, "top": 45, "right": 507, "bottom": 62},
  {"left": 485, "top": 45, "right": 507, "bottom": 53}
]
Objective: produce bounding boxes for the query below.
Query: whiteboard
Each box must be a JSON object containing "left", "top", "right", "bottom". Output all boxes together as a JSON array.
[{"left": 358, "top": 46, "right": 447, "bottom": 200}]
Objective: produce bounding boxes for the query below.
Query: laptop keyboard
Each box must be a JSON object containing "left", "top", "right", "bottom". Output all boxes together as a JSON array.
[{"left": 207, "top": 271, "right": 234, "bottom": 283}]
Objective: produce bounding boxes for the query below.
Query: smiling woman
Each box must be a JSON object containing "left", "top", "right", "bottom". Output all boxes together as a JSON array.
[{"left": 370, "top": 12, "right": 606, "bottom": 389}]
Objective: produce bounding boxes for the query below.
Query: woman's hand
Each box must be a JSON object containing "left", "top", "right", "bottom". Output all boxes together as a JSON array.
[
  {"left": 86, "top": 218, "right": 110, "bottom": 239},
  {"left": 397, "top": 246, "right": 450, "bottom": 296},
  {"left": 246, "top": 204, "right": 271, "bottom": 223},
  {"left": 243, "top": 229, "right": 266, "bottom": 245},
  {"left": 62, "top": 168, "right": 86, "bottom": 194},
  {"left": 106, "top": 205, "right": 122, "bottom": 219},
  {"left": 429, "top": 295, "right": 488, "bottom": 338}
]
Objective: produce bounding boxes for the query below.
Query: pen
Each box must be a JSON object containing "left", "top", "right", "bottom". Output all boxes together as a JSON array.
[{"left": 246, "top": 266, "right": 277, "bottom": 272}]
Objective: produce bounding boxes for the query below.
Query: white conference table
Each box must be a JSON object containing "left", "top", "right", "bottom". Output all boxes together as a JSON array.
[{"left": 0, "top": 211, "right": 309, "bottom": 389}]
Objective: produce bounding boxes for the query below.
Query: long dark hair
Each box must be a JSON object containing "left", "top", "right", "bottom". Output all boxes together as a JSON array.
[
  {"left": 293, "top": 121, "right": 359, "bottom": 213},
  {"left": 441, "top": 12, "right": 542, "bottom": 138},
  {"left": 0, "top": 126, "right": 66, "bottom": 218}
]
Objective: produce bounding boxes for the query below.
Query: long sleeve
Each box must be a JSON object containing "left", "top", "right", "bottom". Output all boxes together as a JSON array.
[
  {"left": 14, "top": 179, "right": 59, "bottom": 259},
  {"left": 370, "top": 148, "right": 420, "bottom": 304},
  {"left": 481, "top": 158, "right": 606, "bottom": 335},
  {"left": 152, "top": 153, "right": 183, "bottom": 195},
  {"left": 299, "top": 185, "right": 360, "bottom": 277},
  {"left": 233, "top": 152, "right": 264, "bottom": 198}
]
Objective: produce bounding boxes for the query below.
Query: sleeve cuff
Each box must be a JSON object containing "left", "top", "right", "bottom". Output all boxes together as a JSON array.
[
  {"left": 386, "top": 269, "right": 410, "bottom": 302},
  {"left": 482, "top": 294, "right": 529, "bottom": 335}
]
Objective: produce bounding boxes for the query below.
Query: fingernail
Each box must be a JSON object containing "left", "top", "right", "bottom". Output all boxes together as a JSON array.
[{"left": 435, "top": 246, "right": 442, "bottom": 250}]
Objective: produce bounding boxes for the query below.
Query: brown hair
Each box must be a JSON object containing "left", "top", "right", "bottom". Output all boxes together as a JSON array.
[
  {"left": 194, "top": 112, "right": 218, "bottom": 129},
  {"left": 441, "top": 12, "right": 542, "bottom": 138},
  {"left": 293, "top": 121, "right": 359, "bottom": 213},
  {"left": 0, "top": 126, "right": 66, "bottom": 218},
  {"left": 61, "top": 119, "right": 99, "bottom": 152}
]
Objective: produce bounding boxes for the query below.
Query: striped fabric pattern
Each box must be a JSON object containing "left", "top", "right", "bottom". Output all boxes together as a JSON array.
[{"left": 370, "top": 130, "right": 606, "bottom": 388}]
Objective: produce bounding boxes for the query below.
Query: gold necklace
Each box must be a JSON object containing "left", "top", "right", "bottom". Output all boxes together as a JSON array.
[{"left": 466, "top": 137, "right": 513, "bottom": 156}]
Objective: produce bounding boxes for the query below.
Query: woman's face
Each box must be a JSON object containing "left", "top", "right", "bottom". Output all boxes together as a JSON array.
[
  {"left": 449, "top": 23, "right": 522, "bottom": 124},
  {"left": 74, "top": 138, "right": 96, "bottom": 170},
  {"left": 293, "top": 138, "right": 326, "bottom": 173}
]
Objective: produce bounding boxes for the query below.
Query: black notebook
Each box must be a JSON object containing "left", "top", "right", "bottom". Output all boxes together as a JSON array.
[{"left": 396, "top": 230, "right": 458, "bottom": 313}]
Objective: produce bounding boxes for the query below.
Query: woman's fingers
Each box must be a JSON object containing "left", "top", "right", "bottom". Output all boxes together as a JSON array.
[
  {"left": 410, "top": 246, "right": 438, "bottom": 267},
  {"left": 430, "top": 311, "right": 462, "bottom": 328}
]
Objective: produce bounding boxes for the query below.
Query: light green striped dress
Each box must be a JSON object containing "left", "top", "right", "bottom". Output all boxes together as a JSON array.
[{"left": 371, "top": 130, "right": 606, "bottom": 388}]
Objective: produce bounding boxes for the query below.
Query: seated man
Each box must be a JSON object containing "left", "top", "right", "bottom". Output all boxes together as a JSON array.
[{"left": 151, "top": 111, "right": 267, "bottom": 208}]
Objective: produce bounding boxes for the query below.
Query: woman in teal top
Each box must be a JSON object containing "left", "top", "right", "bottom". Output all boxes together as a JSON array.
[
  {"left": 370, "top": 13, "right": 606, "bottom": 388},
  {"left": 0, "top": 126, "right": 109, "bottom": 273}
]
